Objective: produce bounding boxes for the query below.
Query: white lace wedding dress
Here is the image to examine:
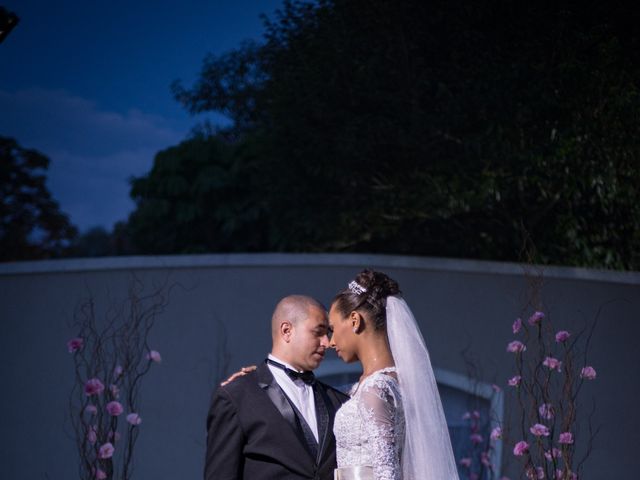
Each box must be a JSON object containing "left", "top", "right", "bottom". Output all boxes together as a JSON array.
[
  {"left": 333, "top": 367, "right": 405, "bottom": 480},
  {"left": 333, "top": 297, "right": 459, "bottom": 480}
]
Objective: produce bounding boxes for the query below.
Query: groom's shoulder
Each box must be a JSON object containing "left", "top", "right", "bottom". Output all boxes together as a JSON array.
[{"left": 216, "top": 366, "right": 264, "bottom": 397}]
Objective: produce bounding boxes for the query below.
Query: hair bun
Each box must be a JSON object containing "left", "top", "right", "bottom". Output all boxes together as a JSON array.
[
  {"left": 333, "top": 269, "right": 401, "bottom": 331},
  {"left": 355, "top": 269, "right": 400, "bottom": 300}
]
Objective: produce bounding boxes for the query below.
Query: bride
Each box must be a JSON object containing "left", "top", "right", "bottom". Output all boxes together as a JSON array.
[{"left": 328, "top": 270, "right": 459, "bottom": 480}]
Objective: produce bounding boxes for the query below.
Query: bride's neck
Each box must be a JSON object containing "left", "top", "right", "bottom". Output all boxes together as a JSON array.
[{"left": 357, "top": 332, "right": 394, "bottom": 378}]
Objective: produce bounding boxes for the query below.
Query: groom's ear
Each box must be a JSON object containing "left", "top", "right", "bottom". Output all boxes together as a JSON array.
[{"left": 280, "top": 321, "right": 293, "bottom": 342}]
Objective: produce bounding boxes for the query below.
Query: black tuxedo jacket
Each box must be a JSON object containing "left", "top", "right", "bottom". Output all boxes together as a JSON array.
[{"left": 204, "top": 363, "right": 349, "bottom": 480}]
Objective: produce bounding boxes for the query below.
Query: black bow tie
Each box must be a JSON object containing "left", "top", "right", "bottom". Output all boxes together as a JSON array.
[{"left": 266, "top": 358, "right": 316, "bottom": 385}]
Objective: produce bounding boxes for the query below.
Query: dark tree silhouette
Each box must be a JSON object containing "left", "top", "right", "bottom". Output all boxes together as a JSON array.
[
  {"left": 0, "top": 7, "right": 19, "bottom": 44},
  {"left": 128, "top": 0, "right": 639, "bottom": 269},
  {"left": 0, "top": 136, "right": 77, "bottom": 261}
]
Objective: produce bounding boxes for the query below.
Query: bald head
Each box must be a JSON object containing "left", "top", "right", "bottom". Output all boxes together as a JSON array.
[
  {"left": 271, "top": 295, "right": 325, "bottom": 339},
  {"left": 270, "top": 295, "right": 330, "bottom": 371}
]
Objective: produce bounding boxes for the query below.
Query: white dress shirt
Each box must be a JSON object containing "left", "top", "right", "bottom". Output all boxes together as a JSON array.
[{"left": 267, "top": 354, "right": 319, "bottom": 442}]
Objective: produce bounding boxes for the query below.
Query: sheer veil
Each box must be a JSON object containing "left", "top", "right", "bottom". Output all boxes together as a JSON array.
[{"left": 386, "top": 296, "right": 460, "bottom": 480}]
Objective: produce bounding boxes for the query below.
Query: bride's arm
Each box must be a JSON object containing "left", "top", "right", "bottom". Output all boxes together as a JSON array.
[{"left": 359, "top": 381, "right": 402, "bottom": 480}]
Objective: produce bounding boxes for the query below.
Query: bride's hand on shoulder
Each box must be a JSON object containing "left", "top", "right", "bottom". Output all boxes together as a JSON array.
[{"left": 220, "top": 365, "right": 257, "bottom": 386}]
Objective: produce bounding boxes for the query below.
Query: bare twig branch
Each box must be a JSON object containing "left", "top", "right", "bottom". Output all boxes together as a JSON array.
[{"left": 68, "top": 276, "right": 173, "bottom": 480}]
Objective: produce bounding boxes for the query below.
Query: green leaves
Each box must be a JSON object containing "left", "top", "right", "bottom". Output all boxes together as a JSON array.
[{"left": 127, "top": 134, "right": 271, "bottom": 253}]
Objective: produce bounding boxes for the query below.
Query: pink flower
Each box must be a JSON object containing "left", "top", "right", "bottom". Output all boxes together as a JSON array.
[
  {"left": 526, "top": 466, "right": 545, "bottom": 479},
  {"left": 67, "top": 337, "right": 84, "bottom": 353},
  {"left": 558, "top": 432, "right": 574, "bottom": 444},
  {"left": 108, "top": 431, "right": 121, "bottom": 442},
  {"left": 507, "top": 340, "right": 526, "bottom": 353},
  {"left": 492, "top": 383, "right": 502, "bottom": 392},
  {"left": 126, "top": 413, "right": 142, "bottom": 425},
  {"left": 84, "top": 404, "right": 98, "bottom": 415},
  {"left": 113, "top": 365, "right": 123, "bottom": 378},
  {"left": 555, "top": 330, "right": 570, "bottom": 343},
  {"left": 84, "top": 378, "right": 105, "bottom": 396},
  {"left": 512, "top": 318, "right": 522, "bottom": 334},
  {"left": 554, "top": 470, "right": 576, "bottom": 480},
  {"left": 480, "top": 451, "right": 492, "bottom": 467},
  {"left": 459, "top": 457, "right": 472, "bottom": 468},
  {"left": 462, "top": 411, "right": 471, "bottom": 420},
  {"left": 110, "top": 384, "right": 120, "bottom": 398},
  {"left": 98, "top": 442, "right": 114, "bottom": 459},
  {"left": 472, "top": 410, "right": 480, "bottom": 419},
  {"left": 580, "top": 366, "right": 596, "bottom": 380},
  {"left": 508, "top": 375, "right": 522, "bottom": 387},
  {"left": 539, "top": 403, "right": 555, "bottom": 420},
  {"left": 470, "top": 433, "right": 483, "bottom": 444},
  {"left": 544, "top": 448, "right": 562, "bottom": 461},
  {"left": 87, "top": 425, "right": 97, "bottom": 445},
  {"left": 95, "top": 469, "right": 107, "bottom": 480},
  {"left": 530, "top": 423, "right": 550, "bottom": 437},
  {"left": 528, "top": 311, "right": 545, "bottom": 325},
  {"left": 513, "top": 440, "right": 529, "bottom": 456},
  {"left": 106, "top": 401, "right": 123, "bottom": 416},
  {"left": 147, "top": 350, "right": 162, "bottom": 363},
  {"left": 542, "top": 356, "right": 562, "bottom": 372},
  {"left": 491, "top": 426, "right": 503, "bottom": 440}
]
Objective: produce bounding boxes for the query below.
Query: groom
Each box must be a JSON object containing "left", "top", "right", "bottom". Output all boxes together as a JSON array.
[{"left": 204, "top": 295, "right": 349, "bottom": 480}]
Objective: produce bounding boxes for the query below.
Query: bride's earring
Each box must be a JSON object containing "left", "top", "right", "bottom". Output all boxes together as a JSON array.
[{"left": 352, "top": 327, "right": 357, "bottom": 333}]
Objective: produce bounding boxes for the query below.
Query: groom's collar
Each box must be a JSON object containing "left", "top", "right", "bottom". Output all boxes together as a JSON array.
[
  {"left": 268, "top": 353, "right": 302, "bottom": 372},
  {"left": 256, "top": 361, "right": 276, "bottom": 388}
]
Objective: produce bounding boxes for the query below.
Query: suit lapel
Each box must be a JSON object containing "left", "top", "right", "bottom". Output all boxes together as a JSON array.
[
  {"left": 316, "top": 382, "right": 340, "bottom": 465},
  {"left": 256, "top": 364, "right": 317, "bottom": 469},
  {"left": 313, "top": 383, "right": 329, "bottom": 463},
  {"left": 258, "top": 368, "right": 297, "bottom": 428},
  {"left": 316, "top": 383, "right": 349, "bottom": 467}
]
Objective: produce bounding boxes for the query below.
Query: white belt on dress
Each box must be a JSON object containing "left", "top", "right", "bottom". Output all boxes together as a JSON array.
[{"left": 334, "top": 466, "right": 374, "bottom": 480}]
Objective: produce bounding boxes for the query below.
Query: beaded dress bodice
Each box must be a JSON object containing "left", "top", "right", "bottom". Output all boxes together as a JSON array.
[{"left": 333, "top": 368, "right": 405, "bottom": 480}]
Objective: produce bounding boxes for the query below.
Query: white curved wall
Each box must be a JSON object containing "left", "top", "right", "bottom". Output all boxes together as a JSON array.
[{"left": 1, "top": 254, "right": 638, "bottom": 478}]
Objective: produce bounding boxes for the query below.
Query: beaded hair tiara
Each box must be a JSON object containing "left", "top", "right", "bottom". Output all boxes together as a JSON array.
[{"left": 348, "top": 280, "right": 367, "bottom": 295}]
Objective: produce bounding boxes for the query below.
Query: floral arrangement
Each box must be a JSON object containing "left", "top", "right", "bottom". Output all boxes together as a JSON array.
[
  {"left": 67, "top": 279, "right": 170, "bottom": 479},
  {"left": 501, "top": 309, "right": 598, "bottom": 480},
  {"left": 457, "top": 304, "right": 598, "bottom": 480},
  {"left": 458, "top": 407, "right": 502, "bottom": 480}
]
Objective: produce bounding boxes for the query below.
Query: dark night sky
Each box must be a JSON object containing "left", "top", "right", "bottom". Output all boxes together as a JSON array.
[{"left": 1, "top": 0, "right": 283, "bottom": 231}]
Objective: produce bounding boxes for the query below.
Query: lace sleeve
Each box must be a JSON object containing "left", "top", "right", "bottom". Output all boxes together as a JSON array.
[{"left": 358, "top": 377, "right": 403, "bottom": 480}]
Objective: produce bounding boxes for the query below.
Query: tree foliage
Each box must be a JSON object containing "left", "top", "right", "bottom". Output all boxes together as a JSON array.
[
  {"left": 68, "top": 224, "right": 134, "bottom": 258},
  {"left": 128, "top": 133, "right": 270, "bottom": 253},
  {"left": 130, "top": 0, "right": 640, "bottom": 269},
  {"left": 0, "top": 136, "right": 77, "bottom": 261}
]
